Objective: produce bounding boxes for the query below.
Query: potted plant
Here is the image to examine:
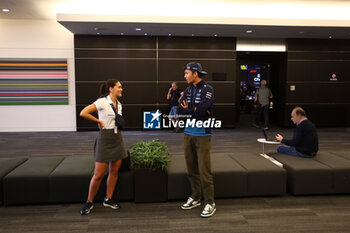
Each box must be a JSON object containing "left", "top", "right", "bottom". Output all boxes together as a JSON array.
[{"left": 130, "top": 139, "right": 171, "bottom": 203}]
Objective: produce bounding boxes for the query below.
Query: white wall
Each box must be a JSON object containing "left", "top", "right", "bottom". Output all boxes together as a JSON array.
[{"left": 0, "top": 19, "right": 76, "bottom": 132}]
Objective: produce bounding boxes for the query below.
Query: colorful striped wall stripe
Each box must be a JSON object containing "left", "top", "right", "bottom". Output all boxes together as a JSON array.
[{"left": 0, "top": 59, "right": 68, "bottom": 105}]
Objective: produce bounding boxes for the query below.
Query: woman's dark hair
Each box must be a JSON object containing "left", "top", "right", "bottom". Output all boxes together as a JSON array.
[{"left": 99, "top": 79, "right": 119, "bottom": 97}]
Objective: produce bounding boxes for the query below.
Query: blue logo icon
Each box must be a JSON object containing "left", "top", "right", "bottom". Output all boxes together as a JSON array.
[{"left": 143, "top": 110, "right": 162, "bottom": 129}]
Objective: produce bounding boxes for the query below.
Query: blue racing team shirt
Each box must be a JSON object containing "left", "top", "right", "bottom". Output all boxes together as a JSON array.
[{"left": 178, "top": 80, "right": 214, "bottom": 136}]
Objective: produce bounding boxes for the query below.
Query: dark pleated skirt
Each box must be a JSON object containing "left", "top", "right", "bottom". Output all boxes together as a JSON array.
[{"left": 94, "top": 129, "right": 128, "bottom": 163}]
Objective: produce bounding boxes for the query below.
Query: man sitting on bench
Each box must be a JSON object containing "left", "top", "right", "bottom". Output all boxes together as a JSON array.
[{"left": 275, "top": 107, "right": 318, "bottom": 158}]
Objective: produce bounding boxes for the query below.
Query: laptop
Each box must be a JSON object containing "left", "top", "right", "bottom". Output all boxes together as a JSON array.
[{"left": 262, "top": 129, "right": 278, "bottom": 142}]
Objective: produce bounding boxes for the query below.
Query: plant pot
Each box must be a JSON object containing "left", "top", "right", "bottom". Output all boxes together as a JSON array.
[{"left": 134, "top": 168, "right": 167, "bottom": 203}]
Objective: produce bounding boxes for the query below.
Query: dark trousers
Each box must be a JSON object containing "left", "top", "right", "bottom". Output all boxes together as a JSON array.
[
  {"left": 256, "top": 104, "right": 269, "bottom": 128},
  {"left": 184, "top": 134, "right": 214, "bottom": 205},
  {"left": 277, "top": 146, "right": 315, "bottom": 158}
]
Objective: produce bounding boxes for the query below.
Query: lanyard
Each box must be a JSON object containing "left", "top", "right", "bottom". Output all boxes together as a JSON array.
[{"left": 106, "top": 96, "right": 118, "bottom": 114}]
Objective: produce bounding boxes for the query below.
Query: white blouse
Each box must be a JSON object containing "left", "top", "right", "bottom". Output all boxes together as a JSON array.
[{"left": 94, "top": 96, "right": 122, "bottom": 130}]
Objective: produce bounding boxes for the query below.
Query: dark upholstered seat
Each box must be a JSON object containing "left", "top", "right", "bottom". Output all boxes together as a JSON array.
[
  {"left": 330, "top": 151, "right": 350, "bottom": 161},
  {"left": 212, "top": 154, "right": 247, "bottom": 197},
  {"left": 3, "top": 157, "right": 64, "bottom": 205},
  {"left": 270, "top": 153, "right": 333, "bottom": 195},
  {"left": 168, "top": 155, "right": 248, "bottom": 199},
  {"left": 2, "top": 156, "right": 133, "bottom": 205},
  {"left": 168, "top": 153, "right": 286, "bottom": 200},
  {"left": 312, "top": 152, "right": 350, "bottom": 193},
  {"left": 271, "top": 151, "right": 350, "bottom": 195},
  {"left": 0, "top": 157, "right": 28, "bottom": 205},
  {"left": 229, "top": 153, "right": 286, "bottom": 196},
  {"left": 94, "top": 170, "right": 134, "bottom": 202},
  {"left": 4, "top": 150, "right": 348, "bottom": 204},
  {"left": 50, "top": 155, "right": 134, "bottom": 203},
  {"left": 49, "top": 156, "right": 94, "bottom": 203},
  {"left": 167, "top": 156, "right": 191, "bottom": 200}
]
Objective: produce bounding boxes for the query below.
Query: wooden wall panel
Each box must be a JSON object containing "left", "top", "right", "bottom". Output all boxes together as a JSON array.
[
  {"left": 158, "top": 37, "right": 236, "bottom": 50},
  {"left": 75, "top": 36, "right": 156, "bottom": 49},
  {"left": 285, "top": 39, "right": 350, "bottom": 127},
  {"left": 211, "top": 105, "right": 236, "bottom": 128},
  {"left": 158, "top": 60, "right": 236, "bottom": 82},
  {"left": 287, "top": 60, "right": 350, "bottom": 82},
  {"left": 286, "top": 83, "right": 350, "bottom": 103},
  {"left": 76, "top": 82, "right": 157, "bottom": 105},
  {"left": 287, "top": 39, "right": 350, "bottom": 51},
  {"left": 75, "top": 59, "right": 157, "bottom": 82},
  {"left": 75, "top": 36, "right": 237, "bottom": 130},
  {"left": 158, "top": 50, "right": 235, "bottom": 59},
  {"left": 75, "top": 50, "right": 156, "bottom": 59},
  {"left": 284, "top": 104, "right": 350, "bottom": 127}
]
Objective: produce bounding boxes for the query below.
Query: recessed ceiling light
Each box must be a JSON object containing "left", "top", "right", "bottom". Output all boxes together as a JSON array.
[
  {"left": 2, "top": 8, "right": 10, "bottom": 12},
  {"left": 120, "top": 32, "right": 124, "bottom": 35},
  {"left": 329, "top": 35, "right": 332, "bottom": 39},
  {"left": 214, "top": 34, "right": 218, "bottom": 37},
  {"left": 191, "top": 34, "right": 195, "bottom": 36},
  {"left": 246, "top": 30, "right": 253, "bottom": 33},
  {"left": 299, "top": 31, "right": 305, "bottom": 34},
  {"left": 97, "top": 32, "right": 100, "bottom": 35},
  {"left": 168, "top": 33, "right": 172, "bottom": 36},
  {"left": 144, "top": 33, "right": 148, "bottom": 36},
  {"left": 136, "top": 28, "right": 142, "bottom": 31},
  {"left": 94, "top": 27, "right": 99, "bottom": 31}
]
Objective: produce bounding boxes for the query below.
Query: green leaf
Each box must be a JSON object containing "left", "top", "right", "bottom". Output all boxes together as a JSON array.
[{"left": 130, "top": 139, "right": 171, "bottom": 171}]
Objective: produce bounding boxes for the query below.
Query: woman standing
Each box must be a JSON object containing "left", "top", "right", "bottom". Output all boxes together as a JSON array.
[{"left": 79, "top": 79, "right": 128, "bottom": 215}]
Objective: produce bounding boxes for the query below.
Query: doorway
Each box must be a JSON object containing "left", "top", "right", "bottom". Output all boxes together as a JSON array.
[{"left": 236, "top": 52, "right": 287, "bottom": 129}]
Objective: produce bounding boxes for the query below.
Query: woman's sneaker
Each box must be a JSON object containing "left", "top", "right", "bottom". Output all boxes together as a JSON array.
[
  {"left": 103, "top": 198, "right": 120, "bottom": 209},
  {"left": 200, "top": 203, "right": 216, "bottom": 218},
  {"left": 181, "top": 197, "right": 201, "bottom": 210},
  {"left": 80, "top": 201, "right": 93, "bottom": 215}
]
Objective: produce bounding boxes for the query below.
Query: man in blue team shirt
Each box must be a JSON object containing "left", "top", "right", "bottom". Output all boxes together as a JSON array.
[{"left": 178, "top": 62, "right": 216, "bottom": 218}]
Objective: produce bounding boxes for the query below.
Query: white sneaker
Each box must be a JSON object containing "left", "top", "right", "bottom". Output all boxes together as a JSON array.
[
  {"left": 181, "top": 197, "right": 201, "bottom": 210},
  {"left": 200, "top": 203, "right": 216, "bottom": 218}
]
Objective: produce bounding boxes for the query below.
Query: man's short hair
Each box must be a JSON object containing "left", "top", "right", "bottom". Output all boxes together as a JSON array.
[
  {"left": 261, "top": 80, "right": 267, "bottom": 86},
  {"left": 171, "top": 82, "right": 178, "bottom": 86},
  {"left": 293, "top": 107, "right": 306, "bottom": 117}
]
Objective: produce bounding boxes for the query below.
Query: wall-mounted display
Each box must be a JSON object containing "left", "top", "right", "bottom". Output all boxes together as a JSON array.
[{"left": 0, "top": 59, "right": 68, "bottom": 105}]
